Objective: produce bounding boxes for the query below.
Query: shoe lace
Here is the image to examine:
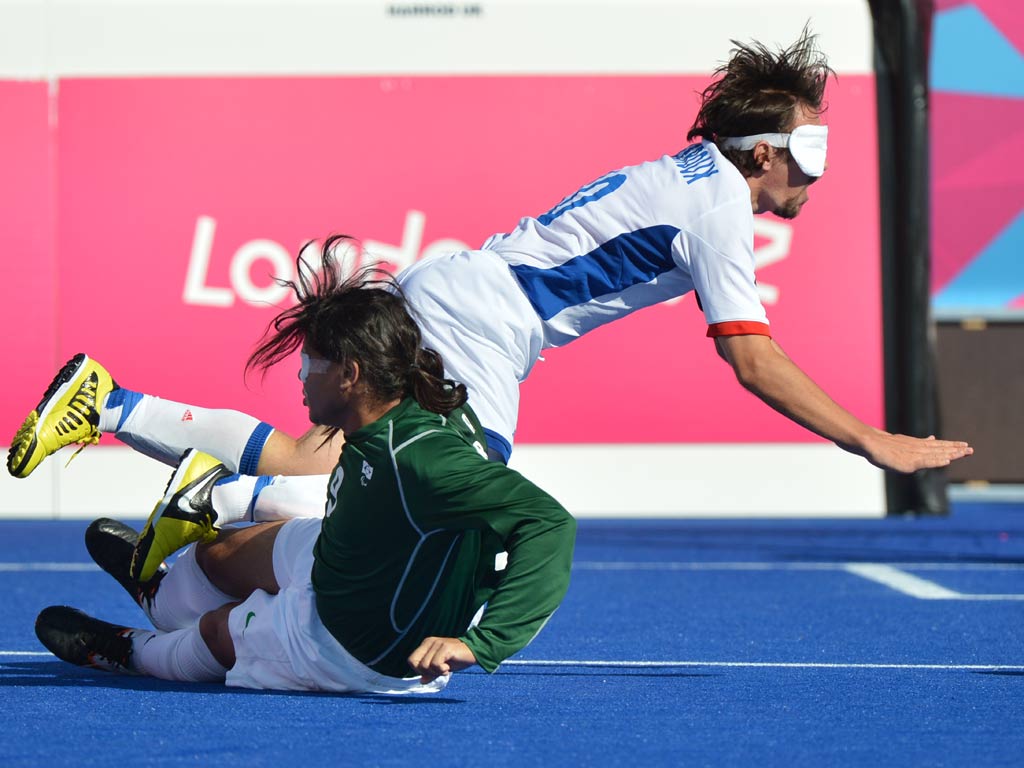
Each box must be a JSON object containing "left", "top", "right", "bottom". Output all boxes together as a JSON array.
[
  {"left": 136, "top": 570, "right": 166, "bottom": 610},
  {"left": 86, "top": 627, "right": 135, "bottom": 672},
  {"left": 64, "top": 439, "right": 100, "bottom": 468},
  {"left": 63, "top": 375, "right": 104, "bottom": 467}
]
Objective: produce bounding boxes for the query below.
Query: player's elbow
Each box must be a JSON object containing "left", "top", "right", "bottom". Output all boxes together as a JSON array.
[
  {"left": 718, "top": 336, "right": 777, "bottom": 392},
  {"left": 729, "top": 354, "right": 764, "bottom": 391}
]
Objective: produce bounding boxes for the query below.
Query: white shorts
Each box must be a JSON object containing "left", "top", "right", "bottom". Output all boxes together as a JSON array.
[
  {"left": 224, "top": 517, "right": 449, "bottom": 694},
  {"left": 397, "top": 249, "right": 544, "bottom": 461}
]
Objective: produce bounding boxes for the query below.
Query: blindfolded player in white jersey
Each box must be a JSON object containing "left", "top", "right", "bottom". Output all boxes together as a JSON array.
[{"left": 10, "top": 28, "right": 972, "bottom": 569}]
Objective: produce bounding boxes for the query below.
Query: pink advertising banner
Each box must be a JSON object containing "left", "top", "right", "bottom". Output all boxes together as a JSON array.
[
  {"left": 1, "top": 81, "right": 55, "bottom": 432},
  {"left": 4, "top": 75, "right": 880, "bottom": 447}
]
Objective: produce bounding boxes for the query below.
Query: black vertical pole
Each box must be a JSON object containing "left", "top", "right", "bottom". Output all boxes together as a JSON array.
[{"left": 867, "top": 0, "right": 948, "bottom": 514}]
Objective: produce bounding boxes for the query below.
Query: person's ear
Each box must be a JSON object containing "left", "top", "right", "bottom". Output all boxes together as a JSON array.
[
  {"left": 339, "top": 359, "right": 360, "bottom": 392},
  {"left": 753, "top": 141, "right": 773, "bottom": 170}
]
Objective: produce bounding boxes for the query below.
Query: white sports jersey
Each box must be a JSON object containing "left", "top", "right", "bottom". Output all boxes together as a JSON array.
[
  {"left": 483, "top": 141, "right": 770, "bottom": 348},
  {"left": 398, "top": 141, "right": 772, "bottom": 458}
]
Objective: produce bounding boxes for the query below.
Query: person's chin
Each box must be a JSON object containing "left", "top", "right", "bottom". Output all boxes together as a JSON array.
[{"left": 776, "top": 200, "right": 803, "bottom": 220}]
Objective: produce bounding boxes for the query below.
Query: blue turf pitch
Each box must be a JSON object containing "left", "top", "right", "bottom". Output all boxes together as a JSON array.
[{"left": 2, "top": 502, "right": 1023, "bottom": 767}]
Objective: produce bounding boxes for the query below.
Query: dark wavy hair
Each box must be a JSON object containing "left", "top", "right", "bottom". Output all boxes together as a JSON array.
[
  {"left": 247, "top": 235, "right": 467, "bottom": 416},
  {"left": 686, "top": 25, "right": 834, "bottom": 175}
]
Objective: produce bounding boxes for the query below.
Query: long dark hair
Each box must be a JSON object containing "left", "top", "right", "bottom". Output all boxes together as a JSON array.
[
  {"left": 247, "top": 235, "right": 467, "bottom": 416},
  {"left": 686, "top": 25, "right": 834, "bottom": 175}
]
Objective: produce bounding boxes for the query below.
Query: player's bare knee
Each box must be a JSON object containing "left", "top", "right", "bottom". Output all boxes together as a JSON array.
[{"left": 199, "top": 603, "right": 238, "bottom": 669}]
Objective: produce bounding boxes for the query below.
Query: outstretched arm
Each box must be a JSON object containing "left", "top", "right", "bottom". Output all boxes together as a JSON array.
[{"left": 714, "top": 334, "right": 973, "bottom": 473}]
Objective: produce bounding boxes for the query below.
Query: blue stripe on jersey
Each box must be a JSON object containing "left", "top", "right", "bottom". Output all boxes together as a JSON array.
[{"left": 508, "top": 225, "right": 680, "bottom": 320}]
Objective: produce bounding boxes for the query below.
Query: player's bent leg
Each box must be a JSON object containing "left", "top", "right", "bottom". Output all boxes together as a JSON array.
[
  {"left": 7, "top": 352, "right": 285, "bottom": 477},
  {"left": 194, "top": 521, "right": 285, "bottom": 600},
  {"left": 104, "top": 389, "right": 275, "bottom": 473},
  {"left": 131, "top": 449, "right": 233, "bottom": 582},
  {"left": 144, "top": 542, "right": 237, "bottom": 631},
  {"left": 7, "top": 354, "right": 114, "bottom": 478},
  {"left": 132, "top": 447, "right": 321, "bottom": 583},
  {"left": 85, "top": 517, "right": 241, "bottom": 634}
]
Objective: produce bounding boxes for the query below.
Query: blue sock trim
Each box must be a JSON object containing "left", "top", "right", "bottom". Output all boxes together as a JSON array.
[
  {"left": 239, "top": 422, "right": 274, "bottom": 476},
  {"left": 105, "top": 388, "right": 144, "bottom": 432},
  {"left": 214, "top": 473, "right": 241, "bottom": 487},
  {"left": 483, "top": 428, "right": 512, "bottom": 464},
  {"left": 246, "top": 476, "right": 274, "bottom": 522}
]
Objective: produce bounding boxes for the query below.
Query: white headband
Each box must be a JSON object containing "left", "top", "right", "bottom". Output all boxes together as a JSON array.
[{"left": 719, "top": 124, "right": 828, "bottom": 177}]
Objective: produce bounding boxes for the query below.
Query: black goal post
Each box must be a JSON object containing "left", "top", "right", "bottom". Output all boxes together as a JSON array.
[{"left": 867, "top": 0, "right": 948, "bottom": 515}]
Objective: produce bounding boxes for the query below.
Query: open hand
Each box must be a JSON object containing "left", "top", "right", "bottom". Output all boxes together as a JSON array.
[{"left": 863, "top": 431, "right": 973, "bottom": 473}]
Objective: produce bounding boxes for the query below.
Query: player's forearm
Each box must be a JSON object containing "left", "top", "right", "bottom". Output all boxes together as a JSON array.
[
  {"left": 461, "top": 514, "right": 576, "bottom": 672},
  {"left": 733, "top": 344, "right": 875, "bottom": 456}
]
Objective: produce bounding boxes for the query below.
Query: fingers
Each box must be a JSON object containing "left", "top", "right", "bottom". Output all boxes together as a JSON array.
[
  {"left": 406, "top": 637, "right": 437, "bottom": 678},
  {"left": 870, "top": 433, "right": 973, "bottom": 473},
  {"left": 907, "top": 439, "right": 973, "bottom": 471},
  {"left": 408, "top": 637, "right": 453, "bottom": 683},
  {"left": 919, "top": 445, "right": 972, "bottom": 470},
  {"left": 407, "top": 637, "right": 477, "bottom": 683}
]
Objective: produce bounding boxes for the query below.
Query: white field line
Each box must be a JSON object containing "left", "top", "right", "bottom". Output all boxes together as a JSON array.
[
  {"left": 0, "top": 563, "right": 98, "bottom": 572},
  {"left": 842, "top": 563, "right": 1024, "bottom": 601},
  {"left": 2, "top": 561, "right": 1023, "bottom": 573},
  {"left": 503, "top": 660, "right": 1024, "bottom": 671},
  {"left": 0, "top": 652, "right": 51, "bottom": 657},
  {"left": 9, "top": 650, "right": 1023, "bottom": 670},
  {"left": 574, "top": 561, "right": 1024, "bottom": 571}
]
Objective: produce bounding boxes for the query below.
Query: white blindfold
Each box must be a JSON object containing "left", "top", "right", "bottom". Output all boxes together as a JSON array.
[
  {"left": 299, "top": 352, "right": 332, "bottom": 382},
  {"left": 719, "top": 124, "right": 828, "bottom": 177}
]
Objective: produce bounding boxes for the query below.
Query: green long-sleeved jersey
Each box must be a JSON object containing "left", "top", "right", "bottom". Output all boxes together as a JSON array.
[{"left": 311, "top": 398, "right": 576, "bottom": 678}]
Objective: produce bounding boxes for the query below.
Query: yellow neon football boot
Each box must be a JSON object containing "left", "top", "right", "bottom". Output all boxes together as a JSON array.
[
  {"left": 7, "top": 353, "right": 115, "bottom": 478},
  {"left": 131, "top": 449, "right": 231, "bottom": 582}
]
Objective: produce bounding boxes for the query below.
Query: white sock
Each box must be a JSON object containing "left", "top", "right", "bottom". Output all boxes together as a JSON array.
[
  {"left": 211, "top": 475, "right": 263, "bottom": 525},
  {"left": 147, "top": 544, "right": 235, "bottom": 631},
  {"left": 210, "top": 473, "right": 329, "bottom": 525},
  {"left": 131, "top": 625, "right": 227, "bottom": 683},
  {"left": 98, "top": 388, "right": 274, "bottom": 473},
  {"left": 248, "top": 474, "right": 330, "bottom": 522}
]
